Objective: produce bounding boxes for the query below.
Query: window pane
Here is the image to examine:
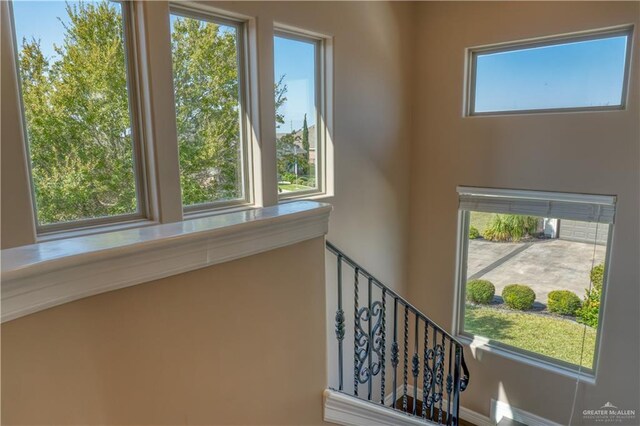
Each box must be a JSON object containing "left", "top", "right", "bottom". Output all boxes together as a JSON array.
[
  {"left": 170, "top": 13, "right": 244, "bottom": 207},
  {"left": 464, "top": 212, "right": 608, "bottom": 369},
  {"left": 473, "top": 33, "right": 630, "bottom": 113},
  {"left": 13, "top": 0, "right": 140, "bottom": 226},
  {"left": 274, "top": 34, "right": 318, "bottom": 194}
]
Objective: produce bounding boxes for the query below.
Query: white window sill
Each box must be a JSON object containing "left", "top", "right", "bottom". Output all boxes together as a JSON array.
[
  {"left": 1, "top": 201, "right": 332, "bottom": 323},
  {"left": 457, "top": 334, "right": 597, "bottom": 385}
]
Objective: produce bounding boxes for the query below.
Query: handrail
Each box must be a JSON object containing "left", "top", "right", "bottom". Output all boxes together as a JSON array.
[
  {"left": 326, "top": 241, "right": 464, "bottom": 346},
  {"left": 327, "top": 240, "right": 470, "bottom": 425}
]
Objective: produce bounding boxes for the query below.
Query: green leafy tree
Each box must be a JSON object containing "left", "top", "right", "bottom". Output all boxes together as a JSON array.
[
  {"left": 19, "top": 1, "right": 136, "bottom": 224},
  {"left": 171, "top": 16, "right": 243, "bottom": 205}
]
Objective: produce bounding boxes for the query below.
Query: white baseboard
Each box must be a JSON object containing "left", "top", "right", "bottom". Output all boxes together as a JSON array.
[
  {"left": 491, "top": 399, "right": 562, "bottom": 426},
  {"left": 324, "top": 385, "right": 495, "bottom": 426}
]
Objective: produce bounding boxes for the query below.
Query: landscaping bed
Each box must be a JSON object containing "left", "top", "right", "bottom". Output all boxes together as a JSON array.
[{"left": 465, "top": 304, "right": 596, "bottom": 368}]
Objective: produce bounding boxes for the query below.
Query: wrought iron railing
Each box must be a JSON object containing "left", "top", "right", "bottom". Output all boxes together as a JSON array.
[{"left": 327, "top": 241, "right": 469, "bottom": 425}]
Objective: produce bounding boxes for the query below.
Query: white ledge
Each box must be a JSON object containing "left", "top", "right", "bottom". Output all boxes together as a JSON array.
[{"left": 1, "top": 201, "right": 332, "bottom": 323}]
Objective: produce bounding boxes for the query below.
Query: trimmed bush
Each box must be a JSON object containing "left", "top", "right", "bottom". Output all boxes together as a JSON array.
[
  {"left": 577, "top": 264, "right": 605, "bottom": 328},
  {"left": 469, "top": 226, "right": 480, "bottom": 239},
  {"left": 547, "top": 290, "right": 582, "bottom": 316},
  {"left": 467, "top": 279, "right": 495, "bottom": 304},
  {"left": 502, "top": 284, "right": 536, "bottom": 310},
  {"left": 483, "top": 214, "right": 539, "bottom": 242}
]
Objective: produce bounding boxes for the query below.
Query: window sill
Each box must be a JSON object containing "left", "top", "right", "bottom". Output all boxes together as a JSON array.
[
  {"left": 1, "top": 201, "right": 332, "bottom": 323},
  {"left": 457, "top": 334, "right": 597, "bottom": 384}
]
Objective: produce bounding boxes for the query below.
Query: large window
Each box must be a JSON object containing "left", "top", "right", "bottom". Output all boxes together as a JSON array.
[
  {"left": 455, "top": 187, "right": 614, "bottom": 376},
  {"left": 170, "top": 7, "right": 248, "bottom": 210},
  {"left": 467, "top": 27, "right": 633, "bottom": 115},
  {"left": 12, "top": 0, "right": 145, "bottom": 230},
  {"left": 274, "top": 30, "right": 323, "bottom": 197}
]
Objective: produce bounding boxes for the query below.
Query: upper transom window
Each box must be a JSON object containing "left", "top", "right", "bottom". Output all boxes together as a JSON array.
[{"left": 467, "top": 26, "right": 633, "bottom": 115}]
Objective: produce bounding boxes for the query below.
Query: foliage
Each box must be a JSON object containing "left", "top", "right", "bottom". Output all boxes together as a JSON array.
[
  {"left": 502, "top": 284, "right": 536, "bottom": 310},
  {"left": 577, "top": 264, "right": 605, "bottom": 328},
  {"left": 19, "top": 2, "right": 137, "bottom": 224},
  {"left": 547, "top": 290, "right": 582, "bottom": 316},
  {"left": 483, "top": 214, "right": 539, "bottom": 242},
  {"left": 468, "top": 226, "right": 480, "bottom": 239},
  {"left": 465, "top": 304, "right": 595, "bottom": 368},
  {"left": 466, "top": 279, "right": 495, "bottom": 304},
  {"left": 18, "top": 2, "right": 254, "bottom": 222}
]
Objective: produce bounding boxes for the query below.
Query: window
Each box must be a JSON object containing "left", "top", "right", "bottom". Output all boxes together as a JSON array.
[
  {"left": 467, "top": 27, "right": 633, "bottom": 115},
  {"left": 455, "top": 187, "right": 615, "bottom": 376},
  {"left": 274, "top": 30, "right": 323, "bottom": 197},
  {"left": 12, "top": 0, "right": 145, "bottom": 230},
  {"left": 170, "top": 7, "right": 249, "bottom": 211}
]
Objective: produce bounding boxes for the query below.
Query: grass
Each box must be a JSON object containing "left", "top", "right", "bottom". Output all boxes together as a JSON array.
[
  {"left": 278, "top": 183, "right": 313, "bottom": 192},
  {"left": 464, "top": 304, "right": 596, "bottom": 369},
  {"left": 469, "top": 212, "right": 495, "bottom": 235}
]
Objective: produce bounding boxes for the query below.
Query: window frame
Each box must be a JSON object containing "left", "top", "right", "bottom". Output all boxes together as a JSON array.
[
  {"left": 169, "top": 5, "right": 253, "bottom": 215},
  {"left": 465, "top": 25, "right": 635, "bottom": 117},
  {"left": 10, "top": 0, "right": 151, "bottom": 236},
  {"left": 273, "top": 28, "right": 327, "bottom": 201},
  {"left": 452, "top": 187, "right": 615, "bottom": 381}
]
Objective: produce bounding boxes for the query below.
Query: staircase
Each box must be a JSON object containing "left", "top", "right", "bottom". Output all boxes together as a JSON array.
[{"left": 325, "top": 241, "right": 470, "bottom": 425}]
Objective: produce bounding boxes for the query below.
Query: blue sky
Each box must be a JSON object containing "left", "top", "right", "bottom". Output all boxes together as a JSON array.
[
  {"left": 13, "top": 1, "right": 316, "bottom": 132},
  {"left": 475, "top": 35, "right": 629, "bottom": 112}
]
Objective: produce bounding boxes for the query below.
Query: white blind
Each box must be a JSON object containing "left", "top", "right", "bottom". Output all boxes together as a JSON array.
[{"left": 458, "top": 187, "right": 616, "bottom": 224}]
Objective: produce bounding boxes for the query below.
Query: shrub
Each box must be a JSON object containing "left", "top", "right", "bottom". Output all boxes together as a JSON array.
[
  {"left": 502, "top": 284, "right": 536, "bottom": 310},
  {"left": 469, "top": 226, "right": 480, "bottom": 239},
  {"left": 547, "top": 290, "right": 582, "bottom": 316},
  {"left": 577, "top": 264, "right": 605, "bottom": 328},
  {"left": 483, "top": 215, "right": 539, "bottom": 242},
  {"left": 467, "top": 280, "right": 495, "bottom": 304}
]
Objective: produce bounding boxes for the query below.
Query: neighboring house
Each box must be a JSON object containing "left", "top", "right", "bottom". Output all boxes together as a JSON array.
[{"left": 276, "top": 124, "right": 317, "bottom": 165}]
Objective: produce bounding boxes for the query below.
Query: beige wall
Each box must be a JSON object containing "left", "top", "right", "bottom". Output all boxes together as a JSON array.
[
  {"left": 408, "top": 1, "right": 640, "bottom": 423},
  {"left": 2, "top": 238, "right": 328, "bottom": 425}
]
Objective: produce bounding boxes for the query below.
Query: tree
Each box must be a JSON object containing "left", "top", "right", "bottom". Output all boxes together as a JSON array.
[
  {"left": 171, "top": 15, "right": 243, "bottom": 205},
  {"left": 19, "top": 1, "right": 136, "bottom": 224},
  {"left": 301, "top": 113, "right": 309, "bottom": 164},
  {"left": 18, "top": 1, "right": 248, "bottom": 222}
]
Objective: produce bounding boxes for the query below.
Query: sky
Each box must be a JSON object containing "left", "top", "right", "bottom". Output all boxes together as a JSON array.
[
  {"left": 12, "top": 1, "right": 316, "bottom": 132},
  {"left": 474, "top": 35, "right": 629, "bottom": 112}
]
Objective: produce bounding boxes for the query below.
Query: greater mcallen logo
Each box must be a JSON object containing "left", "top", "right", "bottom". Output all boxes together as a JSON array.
[{"left": 582, "top": 402, "right": 636, "bottom": 423}]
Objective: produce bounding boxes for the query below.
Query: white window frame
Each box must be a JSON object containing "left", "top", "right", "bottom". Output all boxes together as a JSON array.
[
  {"left": 10, "top": 0, "right": 151, "bottom": 236},
  {"left": 274, "top": 25, "right": 330, "bottom": 201},
  {"left": 169, "top": 4, "right": 254, "bottom": 214},
  {"left": 465, "top": 25, "right": 634, "bottom": 117},
  {"left": 453, "top": 186, "right": 616, "bottom": 382}
]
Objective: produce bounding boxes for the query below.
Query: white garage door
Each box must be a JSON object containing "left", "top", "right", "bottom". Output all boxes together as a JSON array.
[{"left": 559, "top": 220, "right": 609, "bottom": 245}]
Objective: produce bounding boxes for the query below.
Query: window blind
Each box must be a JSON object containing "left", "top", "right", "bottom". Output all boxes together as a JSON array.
[{"left": 457, "top": 187, "right": 616, "bottom": 224}]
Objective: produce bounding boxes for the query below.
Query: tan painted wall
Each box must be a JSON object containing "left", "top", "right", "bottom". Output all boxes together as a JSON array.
[
  {"left": 2, "top": 238, "right": 328, "bottom": 425},
  {"left": 1, "top": 1, "right": 415, "bottom": 424},
  {"left": 408, "top": 2, "right": 640, "bottom": 423}
]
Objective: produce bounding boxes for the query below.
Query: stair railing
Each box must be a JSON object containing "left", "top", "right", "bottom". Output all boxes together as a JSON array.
[{"left": 327, "top": 241, "right": 469, "bottom": 425}]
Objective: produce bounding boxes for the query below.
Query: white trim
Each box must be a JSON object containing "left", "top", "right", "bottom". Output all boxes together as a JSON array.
[
  {"left": 457, "top": 186, "right": 616, "bottom": 206},
  {"left": 457, "top": 334, "right": 596, "bottom": 385},
  {"left": 1, "top": 201, "right": 331, "bottom": 323},
  {"left": 382, "top": 385, "right": 493, "bottom": 426},
  {"left": 324, "top": 389, "right": 431, "bottom": 426},
  {"left": 491, "top": 399, "right": 562, "bottom": 426}
]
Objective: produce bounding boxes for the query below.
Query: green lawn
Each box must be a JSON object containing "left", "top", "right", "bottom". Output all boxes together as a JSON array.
[
  {"left": 464, "top": 304, "right": 596, "bottom": 369},
  {"left": 278, "top": 183, "right": 313, "bottom": 192},
  {"left": 469, "top": 212, "right": 495, "bottom": 234}
]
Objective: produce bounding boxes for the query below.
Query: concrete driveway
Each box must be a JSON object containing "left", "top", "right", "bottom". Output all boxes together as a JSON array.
[{"left": 467, "top": 239, "right": 607, "bottom": 304}]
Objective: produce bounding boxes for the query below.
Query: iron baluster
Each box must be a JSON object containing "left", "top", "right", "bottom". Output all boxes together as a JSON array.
[
  {"left": 380, "top": 288, "right": 386, "bottom": 404},
  {"left": 367, "top": 278, "right": 373, "bottom": 400},
  {"left": 412, "top": 313, "right": 419, "bottom": 415},
  {"left": 430, "top": 327, "right": 437, "bottom": 420},
  {"left": 402, "top": 305, "right": 409, "bottom": 412},
  {"left": 422, "top": 321, "right": 429, "bottom": 419},
  {"left": 391, "top": 297, "right": 399, "bottom": 408},
  {"left": 452, "top": 345, "right": 461, "bottom": 426},
  {"left": 447, "top": 339, "right": 453, "bottom": 425},
  {"left": 335, "top": 255, "right": 345, "bottom": 391},
  {"left": 353, "top": 268, "right": 359, "bottom": 397},
  {"left": 438, "top": 332, "right": 445, "bottom": 424}
]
